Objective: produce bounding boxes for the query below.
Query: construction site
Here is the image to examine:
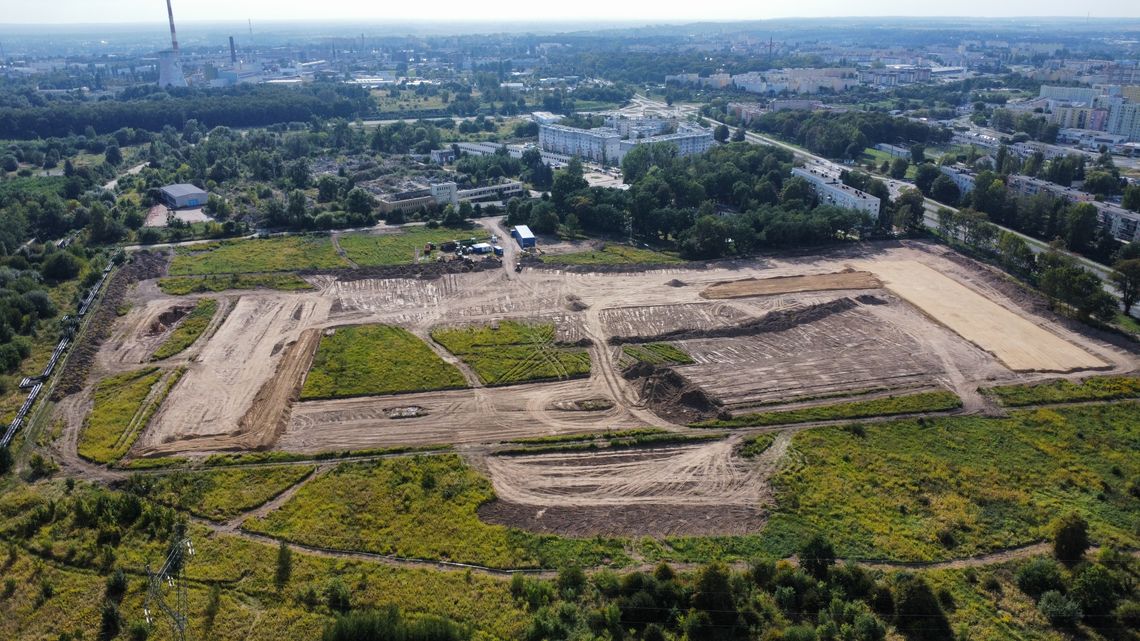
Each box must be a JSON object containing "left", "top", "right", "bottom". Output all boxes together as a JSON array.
[{"left": 53, "top": 221, "right": 1138, "bottom": 537}]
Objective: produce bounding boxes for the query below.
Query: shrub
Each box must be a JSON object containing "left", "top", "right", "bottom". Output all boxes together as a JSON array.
[
  {"left": 893, "top": 575, "right": 951, "bottom": 641},
  {"left": 1038, "top": 590, "right": 1082, "bottom": 628},
  {"left": 105, "top": 569, "right": 128, "bottom": 602},
  {"left": 322, "top": 606, "right": 468, "bottom": 641},
  {"left": 1070, "top": 564, "right": 1120, "bottom": 617},
  {"left": 800, "top": 534, "right": 836, "bottom": 580},
  {"left": 1015, "top": 558, "right": 1064, "bottom": 599},
  {"left": 325, "top": 578, "right": 351, "bottom": 613}
]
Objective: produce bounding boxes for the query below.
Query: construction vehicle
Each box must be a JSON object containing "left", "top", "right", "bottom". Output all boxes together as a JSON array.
[{"left": 515, "top": 262, "right": 523, "bottom": 273}]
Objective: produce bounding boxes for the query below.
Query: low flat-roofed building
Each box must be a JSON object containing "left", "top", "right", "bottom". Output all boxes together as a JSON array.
[{"left": 159, "top": 184, "right": 207, "bottom": 209}]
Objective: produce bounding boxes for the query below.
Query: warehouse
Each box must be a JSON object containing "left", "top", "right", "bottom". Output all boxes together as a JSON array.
[
  {"left": 159, "top": 184, "right": 208, "bottom": 209},
  {"left": 512, "top": 225, "right": 536, "bottom": 249}
]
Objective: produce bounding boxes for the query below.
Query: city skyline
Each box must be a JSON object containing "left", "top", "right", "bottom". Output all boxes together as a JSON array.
[{"left": 4, "top": 0, "right": 1140, "bottom": 25}]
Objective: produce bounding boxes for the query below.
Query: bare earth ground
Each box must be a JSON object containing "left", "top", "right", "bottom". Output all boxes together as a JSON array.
[
  {"left": 700, "top": 270, "right": 881, "bottom": 299},
  {"left": 859, "top": 260, "right": 1108, "bottom": 372},
  {"left": 59, "top": 234, "right": 1138, "bottom": 535}
]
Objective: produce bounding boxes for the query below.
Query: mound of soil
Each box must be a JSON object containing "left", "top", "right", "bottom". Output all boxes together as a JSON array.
[
  {"left": 855, "top": 294, "right": 888, "bottom": 305},
  {"left": 565, "top": 294, "right": 590, "bottom": 312},
  {"left": 610, "top": 297, "right": 860, "bottom": 345},
  {"left": 384, "top": 406, "right": 427, "bottom": 419},
  {"left": 147, "top": 306, "right": 192, "bottom": 335},
  {"left": 301, "top": 258, "right": 498, "bottom": 283},
  {"left": 550, "top": 398, "right": 615, "bottom": 412},
  {"left": 54, "top": 251, "right": 169, "bottom": 399},
  {"left": 622, "top": 362, "right": 723, "bottom": 423},
  {"left": 665, "top": 279, "right": 687, "bottom": 287}
]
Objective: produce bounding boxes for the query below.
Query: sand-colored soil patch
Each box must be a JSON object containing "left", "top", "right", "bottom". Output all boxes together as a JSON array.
[{"left": 863, "top": 260, "right": 1105, "bottom": 372}]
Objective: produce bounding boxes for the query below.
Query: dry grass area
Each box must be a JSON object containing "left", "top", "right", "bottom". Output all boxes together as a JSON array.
[
  {"left": 701, "top": 270, "right": 880, "bottom": 299},
  {"left": 861, "top": 260, "right": 1106, "bottom": 372}
]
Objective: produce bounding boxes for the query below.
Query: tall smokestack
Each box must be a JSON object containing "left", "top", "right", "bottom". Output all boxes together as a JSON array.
[
  {"left": 229, "top": 36, "right": 237, "bottom": 64},
  {"left": 165, "top": 0, "right": 180, "bottom": 53}
]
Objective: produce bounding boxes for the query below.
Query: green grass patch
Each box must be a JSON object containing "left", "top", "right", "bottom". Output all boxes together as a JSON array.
[
  {"left": 300, "top": 325, "right": 467, "bottom": 400},
  {"left": 242, "top": 454, "right": 629, "bottom": 569},
  {"left": 77, "top": 368, "right": 164, "bottom": 464},
  {"left": 740, "top": 433, "right": 775, "bottom": 458},
  {"left": 507, "top": 428, "right": 668, "bottom": 445},
  {"left": 338, "top": 227, "right": 474, "bottom": 267},
  {"left": 621, "top": 342, "right": 694, "bottom": 366},
  {"left": 158, "top": 273, "right": 314, "bottom": 295},
  {"left": 128, "top": 466, "right": 316, "bottom": 521},
  {"left": 431, "top": 321, "right": 591, "bottom": 385},
  {"left": 169, "top": 235, "right": 348, "bottom": 275},
  {"left": 1115, "top": 312, "right": 1140, "bottom": 334},
  {"left": 694, "top": 390, "right": 962, "bottom": 428},
  {"left": 985, "top": 376, "right": 1140, "bottom": 407},
  {"left": 151, "top": 298, "right": 218, "bottom": 360},
  {"left": 543, "top": 244, "right": 683, "bottom": 265},
  {"left": 767, "top": 402, "right": 1140, "bottom": 561},
  {"left": 117, "top": 456, "right": 186, "bottom": 470}
]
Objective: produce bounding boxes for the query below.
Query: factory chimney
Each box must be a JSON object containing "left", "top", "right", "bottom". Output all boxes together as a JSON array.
[
  {"left": 157, "top": 0, "right": 187, "bottom": 87},
  {"left": 166, "top": 0, "right": 180, "bottom": 53},
  {"left": 229, "top": 36, "right": 237, "bottom": 64}
]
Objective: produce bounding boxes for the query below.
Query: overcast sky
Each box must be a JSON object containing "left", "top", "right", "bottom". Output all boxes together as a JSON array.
[{"left": 3, "top": 0, "right": 1139, "bottom": 24}]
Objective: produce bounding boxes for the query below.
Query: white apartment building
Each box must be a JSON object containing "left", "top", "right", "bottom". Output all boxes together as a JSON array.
[
  {"left": 791, "top": 167, "right": 881, "bottom": 217},
  {"left": 539, "top": 124, "right": 713, "bottom": 166},
  {"left": 538, "top": 124, "right": 621, "bottom": 164},
  {"left": 938, "top": 165, "right": 977, "bottom": 194}
]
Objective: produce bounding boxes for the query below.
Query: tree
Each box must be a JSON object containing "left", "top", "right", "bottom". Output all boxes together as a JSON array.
[
  {"left": 41, "top": 251, "right": 82, "bottom": 282},
  {"left": 104, "top": 144, "right": 123, "bottom": 166},
  {"left": 893, "top": 188, "right": 926, "bottom": 232},
  {"left": 99, "top": 600, "right": 123, "bottom": 641},
  {"left": 914, "top": 164, "right": 940, "bottom": 196},
  {"left": 1112, "top": 259, "right": 1140, "bottom": 314},
  {"left": 0, "top": 446, "right": 11, "bottom": 476},
  {"left": 325, "top": 578, "right": 352, "bottom": 613},
  {"left": 275, "top": 541, "right": 293, "bottom": 590},
  {"left": 1039, "top": 256, "right": 1117, "bottom": 322},
  {"left": 929, "top": 174, "right": 960, "bottom": 206},
  {"left": 893, "top": 575, "right": 951, "bottom": 641},
  {"left": 288, "top": 159, "right": 310, "bottom": 189},
  {"left": 1124, "top": 184, "right": 1140, "bottom": 212},
  {"left": 713, "top": 124, "right": 729, "bottom": 143},
  {"left": 889, "top": 157, "right": 908, "bottom": 179},
  {"left": 731, "top": 126, "right": 746, "bottom": 142},
  {"left": 1052, "top": 512, "right": 1089, "bottom": 562},
  {"left": 287, "top": 190, "right": 307, "bottom": 226},
  {"left": 799, "top": 534, "right": 836, "bottom": 579},
  {"left": 1064, "top": 203, "right": 1098, "bottom": 254},
  {"left": 910, "top": 144, "right": 926, "bottom": 164},
  {"left": 345, "top": 188, "right": 375, "bottom": 216}
]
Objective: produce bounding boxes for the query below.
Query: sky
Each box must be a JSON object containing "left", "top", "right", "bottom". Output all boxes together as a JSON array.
[{"left": 3, "top": 0, "right": 1140, "bottom": 24}]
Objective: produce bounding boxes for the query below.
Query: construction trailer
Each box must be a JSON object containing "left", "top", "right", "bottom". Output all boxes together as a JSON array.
[{"left": 512, "top": 225, "right": 536, "bottom": 249}]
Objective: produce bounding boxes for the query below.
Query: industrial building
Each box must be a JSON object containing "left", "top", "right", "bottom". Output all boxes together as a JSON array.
[
  {"left": 377, "top": 181, "right": 525, "bottom": 215},
  {"left": 159, "top": 184, "right": 207, "bottom": 209},
  {"left": 790, "top": 168, "right": 881, "bottom": 217},
  {"left": 512, "top": 225, "right": 536, "bottom": 249}
]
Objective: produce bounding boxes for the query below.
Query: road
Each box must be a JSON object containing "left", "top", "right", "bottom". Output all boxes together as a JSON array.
[{"left": 688, "top": 107, "right": 1126, "bottom": 307}]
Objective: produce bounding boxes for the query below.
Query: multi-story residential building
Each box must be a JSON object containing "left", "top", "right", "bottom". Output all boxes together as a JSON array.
[
  {"left": 727, "top": 102, "right": 766, "bottom": 124},
  {"left": 938, "top": 165, "right": 977, "bottom": 194},
  {"left": 1095, "top": 202, "right": 1140, "bottom": 243},
  {"left": 538, "top": 124, "right": 622, "bottom": 164},
  {"left": 1038, "top": 85, "right": 1100, "bottom": 104},
  {"left": 1106, "top": 102, "right": 1140, "bottom": 142},
  {"left": 539, "top": 123, "right": 712, "bottom": 166},
  {"left": 791, "top": 167, "right": 880, "bottom": 217}
]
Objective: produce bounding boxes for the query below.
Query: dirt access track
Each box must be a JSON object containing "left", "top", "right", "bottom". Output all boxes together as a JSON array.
[{"left": 75, "top": 236, "right": 1135, "bottom": 466}]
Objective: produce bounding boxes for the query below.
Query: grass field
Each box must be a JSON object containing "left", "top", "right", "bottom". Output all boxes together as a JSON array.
[
  {"left": 0, "top": 481, "right": 529, "bottom": 641},
  {"left": 151, "top": 298, "right": 218, "bottom": 360},
  {"left": 693, "top": 390, "right": 962, "bottom": 428},
  {"left": 169, "top": 235, "right": 348, "bottom": 275},
  {"left": 621, "top": 342, "right": 694, "bottom": 366},
  {"left": 543, "top": 244, "right": 683, "bottom": 265},
  {"left": 739, "top": 433, "right": 775, "bottom": 458},
  {"left": 158, "top": 273, "right": 314, "bottom": 295},
  {"left": 131, "top": 466, "right": 316, "bottom": 521},
  {"left": 984, "top": 376, "right": 1140, "bottom": 407},
  {"left": 242, "top": 454, "right": 629, "bottom": 568},
  {"left": 338, "top": 227, "right": 475, "bottom": 267},
  {"left": 77, "top": 368, "right": 164, "bottom": 463},
  {"left": 766, "top": 402, "right": 1140, "bottom": 561},
  {"left": 300, "top": 325, "right": 467, "bottom": 400},
  {"left": 431, "top": 321, "right": 591, "bottom": 385}
]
